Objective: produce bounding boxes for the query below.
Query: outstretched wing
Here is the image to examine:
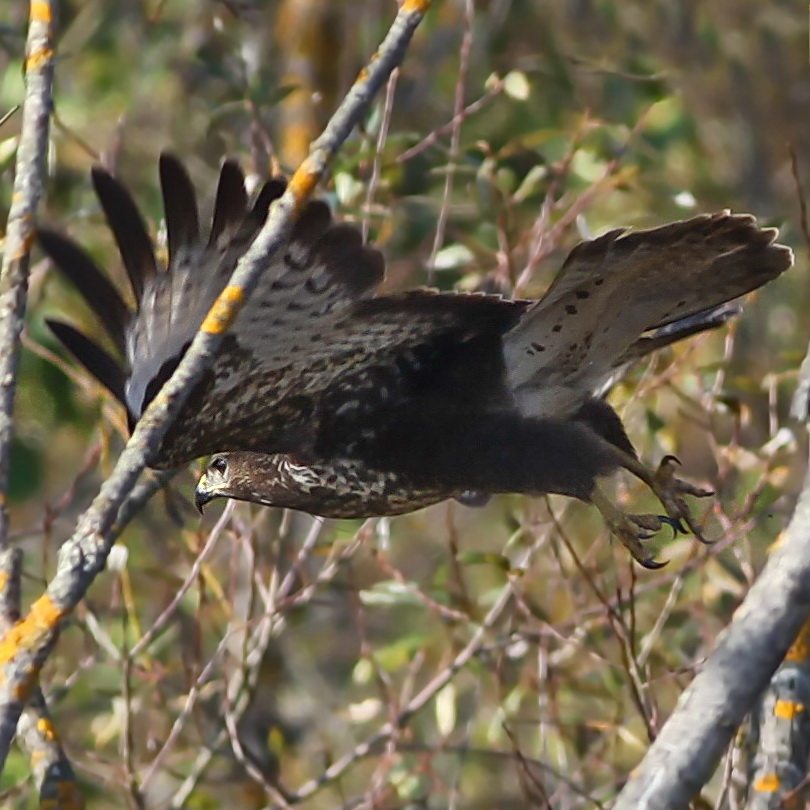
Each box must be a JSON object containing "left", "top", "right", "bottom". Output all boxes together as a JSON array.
[
  {"left": 42, "top": 155, "right": 385, "bottom": 462},
  {"left": 41, "top": 155, "right": 526, "bottom": 468},
  {"left": 503, "top": 213, "right": 793, "bottom": 417}
]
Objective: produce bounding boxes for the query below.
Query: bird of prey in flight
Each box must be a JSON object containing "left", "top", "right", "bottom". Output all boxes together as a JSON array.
[{"left": 40, "top": 154, "right": 792, "bottom": 568}]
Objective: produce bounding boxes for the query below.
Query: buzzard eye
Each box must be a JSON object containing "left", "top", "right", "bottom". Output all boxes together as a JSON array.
[{"left": 210, "top": 456, "right": 227, "bottom": 475}]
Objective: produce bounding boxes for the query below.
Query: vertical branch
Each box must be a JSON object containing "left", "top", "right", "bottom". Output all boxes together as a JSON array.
[
  {"left": 0, "top": 0, "right": 70, "bottom": 799},
  {"left": 0, "top": 0, "right": 57, "bottom": 549}
]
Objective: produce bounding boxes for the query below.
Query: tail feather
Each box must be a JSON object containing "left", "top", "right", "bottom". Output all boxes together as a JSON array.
[
  {"left": 159, "top": 154, "right": 201, "bottom": 263},
  {"left": 91, "top": 166, "right": 157, "bottom": 303},
  {"left": 208, "top": 159, "right": 248, "bottom": 248},
  {"left": 245, "top": 177, "right": 287, "bottom": 230},
  {"left": 504, "top": 213, "right": 793, "bottom": 417},
  {"left": 45, "top": 154, "right": 390, "bottom": 429},
  {"left": 46, "top": 320, "right": 127, "bottom": 405},
  {"left": 37, "top": 228, "right": 130, "bottom": 354},
  {"left": 591, "top": 303, "right": 744, "bottom": 398}
]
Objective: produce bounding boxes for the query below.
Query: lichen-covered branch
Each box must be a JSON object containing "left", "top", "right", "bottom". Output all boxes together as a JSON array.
[
  {"left": 0, "top": 0, "right": 56, "bottom": 550},
  {"left": 1, "top": 548, "right": 81, "bottom": 805},
  {"left": 0, "top": 0, "right": 65, "bottom": 795},
  {"left": 0, "top": 0, "right": 431, "bottom": 772},
  {"left": 742, "top": 619, "right": 810, "bottom": 809}
]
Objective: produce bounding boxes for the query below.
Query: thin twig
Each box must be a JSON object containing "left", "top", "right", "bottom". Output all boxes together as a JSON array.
[
  {"left": 427, "top": 0, "right": 474, "bottom": 283},
  {"left": 396, "top": 78, "right": 505, "bottom": 164},
  {"left": 288, "top": 536, "right": 541, "bottom": 802}
]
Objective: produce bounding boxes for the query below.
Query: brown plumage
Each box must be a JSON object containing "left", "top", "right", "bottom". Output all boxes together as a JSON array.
[{"left": 40, "top": 154, "right": 793, "bottom": 567}]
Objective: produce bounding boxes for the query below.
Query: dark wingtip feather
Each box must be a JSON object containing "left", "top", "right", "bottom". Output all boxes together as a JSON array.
[
  {"left": 46, "top": 319, "right": 127, "bottom": 406},
  {"left": 208, "top": 159, "right": 248, "bottom": 247},
  {"left": 159, "top": 153, "right": 201, "bottom": 263},
  {"left": 248, "top": 177, "right": 287, "bottom": 227},
  {"left": 91, "top": 165, "right": 157, "bottom": 302},
  {"left": 293, "top": 199, "right": 333, "bottom": 244},
  {"left": 37, "top": 228, "right": 131, "bottom": 354},
  {"left": 312, "top": 224, "right": 385, "bottom": 297}
]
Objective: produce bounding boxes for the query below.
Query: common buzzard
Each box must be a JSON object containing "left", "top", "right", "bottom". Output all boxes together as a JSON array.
[{"left": 40, "top": 155, "right": 792, "bottom": 567}]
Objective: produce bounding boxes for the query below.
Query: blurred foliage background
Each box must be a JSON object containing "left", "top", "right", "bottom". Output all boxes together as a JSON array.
[{"left": 0, "top": 0, "right": 808, "bottom": 807}]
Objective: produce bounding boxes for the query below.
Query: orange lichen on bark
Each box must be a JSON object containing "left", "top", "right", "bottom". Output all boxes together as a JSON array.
[
  {"left": 200, "top": 286, "right": 246, "bottom": 335},
  {"left": 36, "top": 716, "right": 59, "bottom": 741},
  {"left": 25, "top": 47, "right": 54, "bottom": 72},
  {"left": 288, "top": 161, "right": 320, "bottom": 211},
  {"left": 784, "top": 618, "right": 810, "bottom": 663},
  {"left": 401, "top": 0, "right": 431, "bottom": 13},
  {"left": 753, "top": 773, "right": 780, "bottom": 792},
  {"left": 0, "top": 594, "right": 64, "bottom": 668},
  {"left": 30, "top": 0, "right": 52, "bottom": 22},
  {"left": 773, "top": 699, "right": 805, "bottom": 719}
]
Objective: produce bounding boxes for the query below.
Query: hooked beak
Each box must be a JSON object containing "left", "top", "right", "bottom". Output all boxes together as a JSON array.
[{"left": 195, "top": 473, "right": 214, "bottom": 514}]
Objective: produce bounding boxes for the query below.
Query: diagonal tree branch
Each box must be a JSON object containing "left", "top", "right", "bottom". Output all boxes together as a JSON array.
[
  {"left": 0, "top": 0, "right": 432, "bottom": 773},
  {"left": 613, "top": 405, "right": 810, "bottom": 808}
]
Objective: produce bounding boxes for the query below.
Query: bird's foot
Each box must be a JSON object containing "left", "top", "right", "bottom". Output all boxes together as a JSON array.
[
  {"left": 628, "top": 513, "right": 687, "bottom": 537},
  {"left": 590, "top": 488, "right": 668, "bottom": 569},
  {"left": 648, "top": 455, "right": 714, "bottom": 544},
  {"left": 619, "top": 453, "right": 713, "bottom": 545}
]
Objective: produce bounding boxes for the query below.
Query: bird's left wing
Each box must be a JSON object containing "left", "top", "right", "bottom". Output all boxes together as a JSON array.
[
  {"left": 503, "top": 213, "right": 792, "bottom": 417},
  {"left": 41, "top": 155, "right": 525, "bottom": 468}
]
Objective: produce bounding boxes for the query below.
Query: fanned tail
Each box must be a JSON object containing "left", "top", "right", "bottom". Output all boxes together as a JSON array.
[{"left": 40, "top": 153, "right": 387, "bottom": 452}]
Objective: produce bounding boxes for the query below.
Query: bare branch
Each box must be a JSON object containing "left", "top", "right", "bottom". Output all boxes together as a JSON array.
[
  {"left": 0, "top": 0, "right": 56, "bottom": 548},
  {"left": 742, "top": 618, "right": 810, "bottom": 808},
  {"left": 0, "top": 1, "right": 79, "bottom": 800}
]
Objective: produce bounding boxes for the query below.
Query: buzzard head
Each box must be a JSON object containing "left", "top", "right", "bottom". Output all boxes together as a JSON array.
[
  {"left": 195, "top": 455, "right": 230, "bottom": 513},
  {"left": 195, "top": 453, "right": 284, "bottom": 513}
]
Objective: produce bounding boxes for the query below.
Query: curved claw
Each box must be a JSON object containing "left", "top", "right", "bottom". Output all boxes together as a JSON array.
[
  {"left": 591, "top": 490, "right": 673, "bottom": 569},
  {"left": 658, "top": 515, "right": 687, "bottom": 537},
  {"left": 661, "top": 454, "right": 682, "bottom": 467},
  {"left": 638, "top": 555, "right": 668, "bottom": 571}
]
